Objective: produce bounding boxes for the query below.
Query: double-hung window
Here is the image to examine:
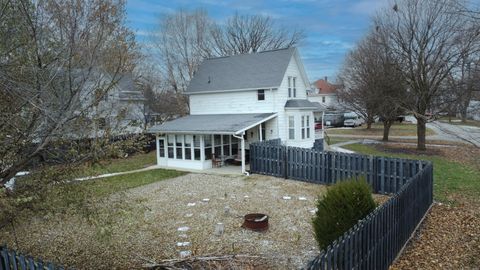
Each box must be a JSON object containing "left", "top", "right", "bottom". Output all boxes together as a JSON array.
[
  {"left": 306, "top": 115, "right": 311, "bottom": 139},
  {"left": 288, "top": 77, "right": 292, "bottom": 97},
  {"left": 293, "top": 77, "right": 297, "bottom": 97},
  {"left": 288, "top": 116, "right": 295, "bottom": 140},
  {"left": 301, "top": 116, "right": 305, "bottom": 139}
]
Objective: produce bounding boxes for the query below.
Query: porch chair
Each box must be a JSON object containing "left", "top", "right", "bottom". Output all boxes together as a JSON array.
[{"left": 212, "top": 154, "right": 222, "bottom": 167}]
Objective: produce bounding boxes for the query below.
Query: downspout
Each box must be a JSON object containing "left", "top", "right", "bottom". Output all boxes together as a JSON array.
[{"left": 233, "top": 132, "right": 246, "bottom": 175}]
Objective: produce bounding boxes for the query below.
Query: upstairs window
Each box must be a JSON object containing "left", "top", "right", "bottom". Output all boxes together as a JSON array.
[
  {"left": 288, "top": 116, "right": 295, "bottom": 140},
  {"left": 288, "top": 77, "right": 292, "bottom": 97},
  {"left": 293, "top": 77, "right": 297, "bottom": 97},
  {"left": 322, "top": 96, "right": 326, "bottom": 103},
  {"left": 257, "top": 89, "right": 265, "bottom": 100}
]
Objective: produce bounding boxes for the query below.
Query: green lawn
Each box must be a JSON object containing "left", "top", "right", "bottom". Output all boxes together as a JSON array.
[
  {"left": 342, "top": 144, "right": 480, "bottom": 203},
  {"left": 75, "top": 151, "right": 157, "bottom": 178},
  {"left": 327, "top": 123, "right": 435, "bottom": 137},
  {"left": 326, "top": 137, "right": 354, "bottom": 145},
  {"left": 80, "top": 169, "right": 185, "bottom": 197}
]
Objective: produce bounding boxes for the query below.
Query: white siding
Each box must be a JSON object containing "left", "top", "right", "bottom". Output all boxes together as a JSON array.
[
  {"left": 190, "top": 89, "right": 277, "bottom": 115},
  {"left": 188, "top": 52, "right": 314, "bottom": 148},
  {"left": 308, "top": 94, "right": 339, "bottom": 108}
]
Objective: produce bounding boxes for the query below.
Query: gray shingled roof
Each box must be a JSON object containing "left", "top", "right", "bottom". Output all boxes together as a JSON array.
[
  {"left": 148, "top": 113, "right": 276, "bottom": 134},
  {"left": 186, "top": 48, "right": 296, "bottom": 94},
  {"left": 284, "top": 99, "right": 318, "bottom": 109}
]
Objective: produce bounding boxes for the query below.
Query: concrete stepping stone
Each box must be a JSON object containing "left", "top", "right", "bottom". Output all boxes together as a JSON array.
[
  {"left": 179, "top": 250, "right": 192, "bottom": 258},
  {"left": 177, "top": 226, "right": 190, "bottom": 232}
]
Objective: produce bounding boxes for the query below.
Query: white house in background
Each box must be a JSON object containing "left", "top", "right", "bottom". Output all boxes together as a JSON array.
[
  {"left": 307, "top": 77, "right": 343, "bottom": 121},
  {"left": 148, "top": 47, "right": 317, "bottom": 173},
  {"left": 466, "top": 100, "right": 480, "bottom": 121}
]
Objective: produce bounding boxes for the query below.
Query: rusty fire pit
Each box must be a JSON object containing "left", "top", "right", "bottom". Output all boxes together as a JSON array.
[{"left": 242, "top": 213, "right": 269, "bottom": 231}]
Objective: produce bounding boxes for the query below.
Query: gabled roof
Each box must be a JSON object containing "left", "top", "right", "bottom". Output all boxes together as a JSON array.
[
  {"left": 148, "top": 113, "right": 277, "bottom": 135},
  {"left": 311, "top": 79, "right": 341, "bottom": 95},
  {"left": 186, "top": 47, "right": 307, "bottom": 94}
]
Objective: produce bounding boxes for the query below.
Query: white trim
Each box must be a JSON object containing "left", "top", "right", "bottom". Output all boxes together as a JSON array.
[{"left": 292, "top": 48, "right": 310, "bottom": 90}]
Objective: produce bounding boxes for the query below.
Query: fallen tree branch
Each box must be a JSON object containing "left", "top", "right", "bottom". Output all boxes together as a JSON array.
[{"left": 139, "top": 254, "right": 267, "bottom": 269}]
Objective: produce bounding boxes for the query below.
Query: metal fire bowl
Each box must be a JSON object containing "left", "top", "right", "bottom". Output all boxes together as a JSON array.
[{"left": 242, "top": 213, "right": 269, "bottom": 232}]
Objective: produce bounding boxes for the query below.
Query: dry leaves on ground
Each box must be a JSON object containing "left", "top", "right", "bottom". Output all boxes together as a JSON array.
[{"left": 391, "top": 199, "right": 480, "bottom": 269}]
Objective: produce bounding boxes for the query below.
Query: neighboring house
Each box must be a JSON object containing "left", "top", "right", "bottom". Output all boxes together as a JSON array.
[
  {"left": 148, "top": 47, "right": 317, "bottom": 173},
  {"left": 466, "top": 100, "right": 480, "bottom": 121},
  {"left": 307, "top": 77, "right": 343, "bottom": 121},
  {"left": 78, "top": 73, "right": 145, "bottom": 137}
]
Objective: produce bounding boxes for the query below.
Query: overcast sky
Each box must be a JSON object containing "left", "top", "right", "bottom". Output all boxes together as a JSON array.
[{"left": 126, "top": 0, "right": 389, "bottom": 82}]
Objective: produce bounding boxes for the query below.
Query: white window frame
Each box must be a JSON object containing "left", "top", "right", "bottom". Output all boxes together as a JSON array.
[
  {"left": 306, "top": 115, "right": 311, "bottom": 139},
  {"left": 288, "top": 116, "right": 295, "bottom": 140},
  {"left": 301, "top": 116, "right": 305, "bottom": 139},
  {"left": 293, "top": 77, "right": 297, "bottom": 97},
  {"left": 288, "top": 76, "right": 292, "bottom": 98}
]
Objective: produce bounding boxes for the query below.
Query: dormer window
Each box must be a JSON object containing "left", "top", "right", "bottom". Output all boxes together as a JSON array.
[{"left": 257, "top": 89, "right": 265, "bottom": 100}]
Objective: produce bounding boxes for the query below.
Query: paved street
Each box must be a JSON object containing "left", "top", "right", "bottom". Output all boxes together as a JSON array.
[{"left": 427, "top": 121, "right": 480, "bottom": 147}]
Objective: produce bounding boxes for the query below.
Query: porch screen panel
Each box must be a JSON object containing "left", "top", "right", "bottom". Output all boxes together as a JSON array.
[
  {"left": 223, "top": 135, "right": 230, "bottom": 156},
  {"left": 185, "top": 135, "right": 193, "bottom": 160},
  {"left": 231, "top": 137, "right": 239, "bottom": 156},
  {"left": 214, "top": 135, "right": 222, "bottom": 156},
  {"left": 193, "top": 135, "right": 201, "bottom": 160},
  {"left": 167, "top": 135, "right": 174, "bottom": 158},
  {"left": 176, "top": 135, "right": 183, "bottom": 159},
  {"left": 204, "top": 135, "right": 212, "bottom": 160}
]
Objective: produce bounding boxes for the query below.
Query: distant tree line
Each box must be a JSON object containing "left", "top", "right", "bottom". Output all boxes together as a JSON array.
[{"left": 338, "top": 0, "right": 480, "bottom": 150}]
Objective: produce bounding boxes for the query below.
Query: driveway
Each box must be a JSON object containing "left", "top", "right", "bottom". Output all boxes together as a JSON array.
[{"left": 427, "top": 121, "right": 480, "bottom": 147}]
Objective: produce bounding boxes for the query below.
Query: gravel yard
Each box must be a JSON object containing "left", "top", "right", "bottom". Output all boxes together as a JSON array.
[{"left": 1, "top": 173, "right": 387, "bottom": 269}]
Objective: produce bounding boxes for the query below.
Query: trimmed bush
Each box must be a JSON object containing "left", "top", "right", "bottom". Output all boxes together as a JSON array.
[{"left": 312, "top": 177, "right": 377, "bottom": 250}]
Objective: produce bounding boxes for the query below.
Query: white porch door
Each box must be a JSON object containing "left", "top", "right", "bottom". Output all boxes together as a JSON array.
[{"left": 157, "top": 137, "right": 168, "bottom": 166}]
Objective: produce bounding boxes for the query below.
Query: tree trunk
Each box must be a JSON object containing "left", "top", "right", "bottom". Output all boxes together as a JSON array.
[
  {"left": 416, "top": 117, "right": 427, "bottom": 150},
  {"left": 382, "top": 120, "right": 392, "bottom": 141},
  {"left": 366, "top": 115, "right": 374, "bottom": 129}
]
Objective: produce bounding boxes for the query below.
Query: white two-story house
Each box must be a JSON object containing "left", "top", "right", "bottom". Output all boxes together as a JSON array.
[{"left": 148, "top": 47, "right": 317, "bottom": 173}]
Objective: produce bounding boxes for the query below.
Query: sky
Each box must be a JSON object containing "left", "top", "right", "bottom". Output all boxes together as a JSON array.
[{"left": 125, "top": 0, "right": 389, "bottom": 82}]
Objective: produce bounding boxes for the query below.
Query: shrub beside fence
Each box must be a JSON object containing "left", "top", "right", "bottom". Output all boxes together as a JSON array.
[
  {"left": 1, "top": 245, "right": 66, "bottom": 270},
  {"left": 249, "top": 141, "right": 434, "bottom": 270}
]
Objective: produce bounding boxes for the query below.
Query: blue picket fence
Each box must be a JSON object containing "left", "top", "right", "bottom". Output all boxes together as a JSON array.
[
  {"left": 0, "top": 246, "right": 67, "bottom": 270},
  {"left": 249, "top": 141, "right": 434, "bottom": 270}
]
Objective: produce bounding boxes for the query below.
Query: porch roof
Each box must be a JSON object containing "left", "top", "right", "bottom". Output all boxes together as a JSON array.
[{"left": 148, "top": 113, "right": 277, "bottom": 135}]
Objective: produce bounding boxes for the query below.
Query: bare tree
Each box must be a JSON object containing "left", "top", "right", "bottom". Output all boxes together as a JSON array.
[
  {"left": 0, "top": 0, "right": 137, "bottom": 187},
  {"left": 213, "top": 13, "right": 304, "bottom": 55},
  {"left": 374, "top": 0, "right": 480, "bottom": 150},
  {"left": 338, "top": 30, "right": 406, "bottom": 140},
  {"left": 150, "top": 9, "right": 305, "bottom": 113}
]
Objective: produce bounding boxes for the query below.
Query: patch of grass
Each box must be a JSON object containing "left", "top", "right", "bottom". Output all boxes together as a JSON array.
[
  {"left": 342, "top": 144, "right": 480, "bottom": 203},
  {"left": 327, "top": 123, "right": 435, "bottom": 137},
  {"left": 76, "top": 151, "right": 157, "bottom": 177},
  {"left": 80, "top": 169, "right": 186, "bottom": 197},
  {"left": 326, "top": 137, "right": 353, "bottom": 145}
]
